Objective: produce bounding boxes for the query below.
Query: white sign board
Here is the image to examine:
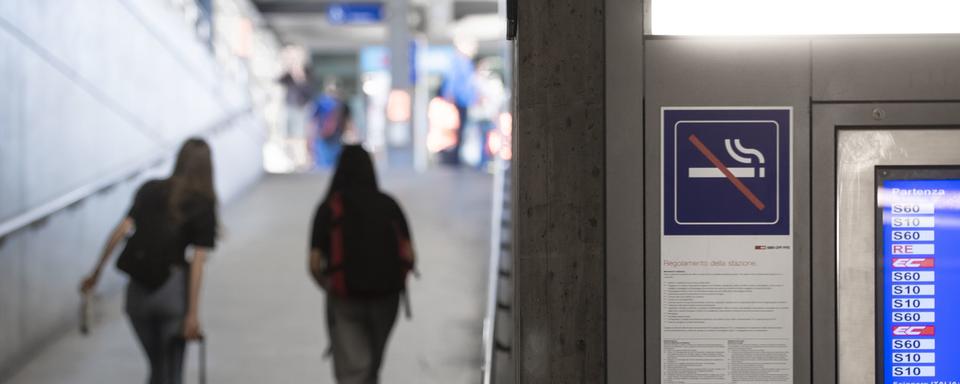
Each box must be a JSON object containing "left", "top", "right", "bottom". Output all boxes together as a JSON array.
[{"left": 661, "top": 107, "right": 794, "bottom": 383}]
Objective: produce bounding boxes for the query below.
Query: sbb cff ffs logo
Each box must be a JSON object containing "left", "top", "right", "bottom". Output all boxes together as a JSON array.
[
  {"left": 892, "top": 258, "right": 935, "bottom": 268},
  {"left": 892, "top": 326, "right": 935, "bottom": 336}
]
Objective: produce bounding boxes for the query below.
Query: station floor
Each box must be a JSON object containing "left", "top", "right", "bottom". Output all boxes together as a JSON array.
[{"left": 7, "top": 168, "right": 492, "bottom": 384}]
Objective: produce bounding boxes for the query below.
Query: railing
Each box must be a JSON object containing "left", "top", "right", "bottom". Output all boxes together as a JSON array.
[
  {"left": 482, "top": 158, "right": 514, "bottom": 384},
  {"left": 0, "top": 107, "right": 254, "bottom": 241}
]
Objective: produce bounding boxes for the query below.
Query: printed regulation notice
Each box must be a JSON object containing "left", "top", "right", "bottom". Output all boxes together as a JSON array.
[{"left": 661, "top": 238, "right": 793, "bottom": 384}]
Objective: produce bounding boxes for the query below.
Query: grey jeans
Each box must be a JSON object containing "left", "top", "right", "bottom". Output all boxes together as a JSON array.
[
  {"left": 327, "top": 293, "right": 400, "bottom": 384},
  {"left": 125, "top": 267, "right": 187, "bottom": 384}
]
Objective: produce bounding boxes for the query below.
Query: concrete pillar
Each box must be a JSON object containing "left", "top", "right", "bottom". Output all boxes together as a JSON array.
[
  {"left": 514, "top": 0, "right": 606, "bottom": 382},
  {"left": 426, "top": 0, "right": 453, "bottom": 40}
]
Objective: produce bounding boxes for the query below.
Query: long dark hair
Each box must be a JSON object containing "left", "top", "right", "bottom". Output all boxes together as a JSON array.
[
  {"left": 168, "top": 138, "right": 217, "bottom": 222},
  {"left": 324, "top": 145, "right": 378, "bottom": 202}
]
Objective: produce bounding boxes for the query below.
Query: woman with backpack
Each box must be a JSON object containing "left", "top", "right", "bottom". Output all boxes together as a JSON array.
[
  {"left": 309, "top": 145, "right": 416, "bottom": 384},
  {"left": 80, "top": 138, "right": 218, "bottom": 384}
]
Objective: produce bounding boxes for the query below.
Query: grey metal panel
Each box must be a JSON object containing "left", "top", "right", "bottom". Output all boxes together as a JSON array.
[
  {"left": 812, "top": 36, "right": 960, "bottom": 102},
  {"left": 606, "top": 0, "right": 645, "bottom": 381},
  {"left": 0, "top": 0, "right": 252, "bottom": 219},
  {"left": 644, "top": 38, "right": 812, "bottom": 384},
  {"left": 0, "top": 28, "right": 23, "bottom": 221},
  {"left": 18, "top": 49, "right": 157, "bottom": 209},
  {"left": 0, "top": 236, "right": 23, "bottom": 378},
  {"left": 811, "top": 102, "right": 960, "bottom": 384},
  {"left": 20, "top": 203, "right": 85, "bottom": 348},
  {"left": 810, "top": 105, "right": 839, "bottom": 384}
]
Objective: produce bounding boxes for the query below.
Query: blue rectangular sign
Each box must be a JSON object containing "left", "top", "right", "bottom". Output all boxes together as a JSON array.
[
  {"left": 877, "top": 168, "right": 960, "bottom": 383},
  {"left": 327, "top": 3, "right": 383, "bottom": 25},
  {"left": 662, "top": 107, "right": 791, "bottom": 236}
]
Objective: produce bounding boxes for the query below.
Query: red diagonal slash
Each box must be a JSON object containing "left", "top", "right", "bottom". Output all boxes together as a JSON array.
[{"left": 687, "top": 134, "right": 766, "bottom": 211}]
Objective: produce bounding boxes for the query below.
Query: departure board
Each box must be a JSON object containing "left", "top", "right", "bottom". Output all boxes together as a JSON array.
[{"left": 877, "top": 167, "right": 960, "bottom": 384}]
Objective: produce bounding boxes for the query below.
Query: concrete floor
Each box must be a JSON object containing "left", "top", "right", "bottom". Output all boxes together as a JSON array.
[{"left": 6, "top": 168, "right": 492, "bottom": 384}]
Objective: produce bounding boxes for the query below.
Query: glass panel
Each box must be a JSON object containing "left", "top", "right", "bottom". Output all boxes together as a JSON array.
[{"left": 836, "top": 129, "right": 960, "bottom": 383}]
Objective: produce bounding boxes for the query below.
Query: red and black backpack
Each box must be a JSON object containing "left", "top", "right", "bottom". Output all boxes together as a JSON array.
[{"left": 324, "top": 192, "right": 414, "bottom": 298}]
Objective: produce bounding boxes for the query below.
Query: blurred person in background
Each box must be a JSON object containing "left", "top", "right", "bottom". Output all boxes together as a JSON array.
[
  {"left": 309, "top": 145, "right": 416, "bottom": 384},
  {"left": 469, "top": 58, "right": 505, "bottom": 170},
  {"left": 278, "top": 46, "right": 314, "bottom": 170},
  {"left": 80, "top": 138, "right": 218, "bottom": 384},
  {"left": 309, "top": 79, "right": 350, "bottom": 169},
  {"left": 438, "top": 35, "right": 478, "bottom": 166}
]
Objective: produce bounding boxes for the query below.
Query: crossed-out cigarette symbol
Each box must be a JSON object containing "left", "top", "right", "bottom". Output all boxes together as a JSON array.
[{"left": 687, "top": 134, "right": 766, "bottom": 211}]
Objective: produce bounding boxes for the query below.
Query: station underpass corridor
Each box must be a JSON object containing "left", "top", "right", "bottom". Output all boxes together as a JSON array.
[
  {"left": 6, "top": 169, "right": 492, "bottom": 384},
  {"left": 16, "top": 0, "right": 960, "bottom": 382}
]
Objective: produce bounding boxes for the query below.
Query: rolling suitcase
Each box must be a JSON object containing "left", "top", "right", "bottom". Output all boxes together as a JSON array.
[{"left": 187, "top": 336, "right": 207, "bottom": 384}]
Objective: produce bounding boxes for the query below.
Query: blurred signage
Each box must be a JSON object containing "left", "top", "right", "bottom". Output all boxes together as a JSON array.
[
  {"left": 360, "top": 46, "right": 455, "bottom": 74},
  {"left": 327, "top": 3, "right": 384, "bottom": 25}
]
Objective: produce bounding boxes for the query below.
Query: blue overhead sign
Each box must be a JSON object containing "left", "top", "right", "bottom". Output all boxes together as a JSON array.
[
  {"left": 327, "top": 3, "right": 384, "bottom": 25},
  {"left": 662, "top": 107, "right": 791, "bottom": 236}
]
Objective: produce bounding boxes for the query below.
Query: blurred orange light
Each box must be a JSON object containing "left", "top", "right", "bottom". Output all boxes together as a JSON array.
[
  {"left": 427, "top": 97, "right": 460, "bottom": 153},
  {"left": 487, "top": 130, "right": 502, "bottom": 155},
  {"left": 387, "top": 89, "right": 411, "bottom": 122},
  {"left": 234, "top": 18, "right": 253, "bottom": 58},
  {"left": 498, "top": 112, "right": 512, "bottom": 136},
  {"left": 498, "top": 112, "right": 513, "bottom": 160}
]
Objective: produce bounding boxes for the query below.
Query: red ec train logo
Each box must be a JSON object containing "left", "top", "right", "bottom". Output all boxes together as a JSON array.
[
  {"left": 892, "top": 326, "right": 935, "bottom": 336},
  {"left": 892, "top": 258, "right": 935, "bottom": 268}
]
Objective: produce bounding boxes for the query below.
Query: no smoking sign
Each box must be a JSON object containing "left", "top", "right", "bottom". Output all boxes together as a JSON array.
[{"left": 662, "top": 107, "right": 792, "bottom": 236}]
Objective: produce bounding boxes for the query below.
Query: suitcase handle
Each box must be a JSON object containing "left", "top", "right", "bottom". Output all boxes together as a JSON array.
[
  {"left": 79, "top": 293, "right": 92, "bottom": 335},
  {"left": 196, "top": 336, "right": 206, "bottom": 384},
  {"left": 181, "top": 335, "right": 206, "bottom": 384}
]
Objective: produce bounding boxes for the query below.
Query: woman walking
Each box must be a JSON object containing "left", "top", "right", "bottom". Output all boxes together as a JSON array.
[
  {"left": 309, "top": 145, "right": 416, "bottom": 384},
  {"left": 80, "top": 138, "right": 218, "bottom": 384}
]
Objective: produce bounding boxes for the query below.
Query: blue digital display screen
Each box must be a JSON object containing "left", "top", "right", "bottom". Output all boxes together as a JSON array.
[{"left": 879, "top": 175, "right": 960, "bottom": 383}]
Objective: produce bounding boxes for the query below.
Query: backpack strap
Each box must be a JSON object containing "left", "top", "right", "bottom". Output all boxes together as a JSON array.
[
  {"left": 319, "top": 102, "right": 344, "bottom": 139},
  {"left": 394, "top": 223, "right": 417, "bottom": 277},
  {"left": 394, "top": 222, "right": 416, "bottom": 319},
  {"left": 329, "top": 193, "right": 348, "bottom": 297}
]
